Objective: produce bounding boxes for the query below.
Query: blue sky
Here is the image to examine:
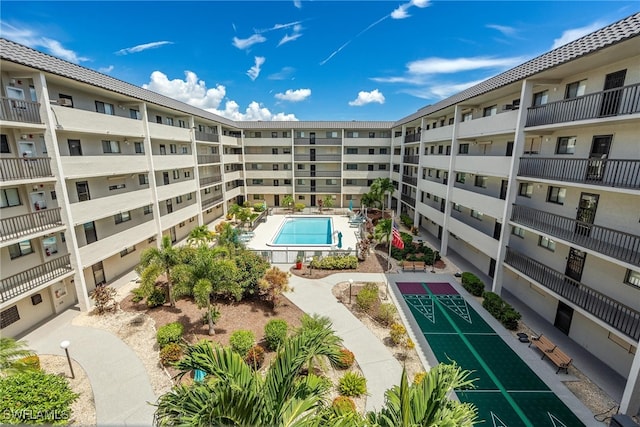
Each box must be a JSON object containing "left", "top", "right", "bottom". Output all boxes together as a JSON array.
[{"left": 1, "top": 1, "right": 638, "bottom": 121}]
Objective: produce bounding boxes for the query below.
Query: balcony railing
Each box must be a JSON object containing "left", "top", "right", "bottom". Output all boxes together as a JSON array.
[
  {"left": 199, "top": 176, "right": 222, "bottom": 186},
  {"left": 511, "top": 205, "right": 640, "bottom": 266},
  {"left": 197, "top": 154, "right": 221, "bottom": 164},
  {"left": 403, "top": 155, "right": 420, "bottom": 164},
  {"left": 404, "top": 133, "right": 421, "bottom": 143},
  {"left": 518, "top": 157, "right": 640, "bottom": 189},
  {"left": 0, "top": 208, "right": 64, "bottom": 242},
  {"left": 0, "top": 157, "right": 53, "bottom": 181},
  {"left": 402, "top": 175, "right": 418, "bottom": 186},
  {"left": 202, "top": 195, "right": 224, "bottom": 209},
  {"left": 504, "top": 248, "right": 640, "bottom": 341},
  {"left": 294, "top": 138, "right": 342, "bottom": 145},
  {"left": 295, "top": 170, "right": 341, "bottom": 177},
  {"left": 401, "top": 194, "right": 416, "bottom": 206},
  {"left": 0, "top": 97, "right": 41, "bottom": 124},
  {"left": 1, "top": 255, "right": 73, "bottom": 303},
  {"left": 294, "top": 155, "right": 341, "bottom": 162},
  {"left": 295, "top": 186, "right": 341, "bottom": 193},
  {"left": 526, "top": 83, "right": 640, "bottom": 127},
  {"left": 194, "top": 131, "right": 219, "bottom": 143}
]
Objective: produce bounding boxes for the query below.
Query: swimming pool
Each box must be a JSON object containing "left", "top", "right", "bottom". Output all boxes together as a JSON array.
[{"left": 270, "top": 216, "right": 333, "bottom": 246}]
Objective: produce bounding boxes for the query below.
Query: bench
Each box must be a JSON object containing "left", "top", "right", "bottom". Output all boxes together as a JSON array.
[
  {"left": 529, "top": 334, "right": 572, "bottom": 374},
  {"left": 401, "top": 261, "right": 426, "bottom": 272},
  {"left": 529, "top": 334, "right": 556, "bottom": 354}
]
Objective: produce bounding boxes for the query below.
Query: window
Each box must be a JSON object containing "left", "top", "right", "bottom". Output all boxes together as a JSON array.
[
  {"left": 327, "top": 131, "right": 338, "bottom": 138},
  {"left": 284, "top": 179, "right": 292, "bottom": 185},
  {"left": 462, "top": 112, "right": 472, "bottom": 122},
  {"left": 184, "top": 171, "right": 191, "bottom": 178},
  {"left": 143, "top": 205, "right": 152, "bottom": 215},
  {"left": 298, "top": 195, "right": 305, "bottom": 200},
  {"left": 455, "top": 173, "right": 466, "bottom": 184},
  {"left": 283, "top": 164, "right": 290, "bottom": 170},
  {"left": 532, "top": 90, "right": 548, "bottom": 106},
  {"left": 367, "top": 165, "right": 374, "bottom": 171},
  {"left": 102, "top": 140, "right": 120, "bottom": 153},
  {"left": 58, "top": 93, "right": 73, "bottom": 107},
  {"left": 129, "top": 109, "right": 140, "bottom": 119},
  {"left": 283, "top": 148, "right": 291, "bottom": 154},
  {"left": 178, "top": 120, "right": 186, "bottom": 128},
  {"left": 274, "top": 180, "right": 279, "bottom": 186},
  {"left": 0, "top": 306, "right": 20, "bottom": 329},
  {"left": 115, "top": 211, "right": 131, "bottom": 224},
  {"left": 282, "top": 131, "right": 289, "bottom": 138},
  {"left": 51, "top": 191, "right": 56, "bottom": 200},
  {"left": 565, "top": 80, "right": 587, "bottom": 99},
  {"left": 470, "top": 210, "right": 483, "bottom": 220},
  {"left": 427, "top": 169, "right": 433, "bottom": 177},
  {"left": 166, "top": 117, "right": 174, "bottom": 126},
  {"left": 272, "top": 132, "right": 278, "bottom": 138},
  {"left": 138, "top": 174, "right": 149, "bottom": 185},
  {"left": 8, "top": 240, "right": 33, "bottom": 259},
  {"left": 346, "top": 131, "right": 359, "bottom": 138},
  {"left": 624, "top": 270, "right": 640, "bottom": 288},
  {"left": 474, "top": 175, "right": 488, "bottom": 188},
  {"left": 176, "top": 195, "right": 183, "bottom": 204},
  {"left": 452, "top": 203, "right": 462, "bottom": 212},
  {"left": 448, "top": 118, "right": 455, "bottom": 125},
  {"left": 438, "top": 145, "right": 443, "bottom": 154},
  {"left": 346, "top": 148, "right": 358, "bottom": 154},
  {"left": 95, "top": 101, "right": 114, "bottom": 115},
  {"left": 173, "top": 170, "right": 180, "bottom": 179},
  {"left": 108, "top": 184, "right": 126, "bottom": 191},
  {"left": 272, "top": 164, "right": 279, "bottom": 170},
  {"left": 170, "top": 144, "right": 177, "bottom": 154},
  {"left": 272, "top": 148, "right": 278, "bottom": 155},
  {"left": 539, "top": 236, "right": 556, "bottom": 251},
  {"left": 1, "top": 188, "right": 21, "bottom": 208},
  {"left": 518, "top": 182, "right": 533, "bottom": 198},
  {"left": 369, "top": 132, "right": 375, "bottom": 138},
  {"left": 134, "top": 142, "right": 144, "bottom": 154},
  {"left": 179, "top": 222, "right": 185, "bottom": 227},
  {"left": 204, "top": 188, "right": 211, "bottom": 194},
  {"left": 252, "top": 179, "right": 264, "bottom": 185},
  {"left": 459, "top": 143, "right": 469, "bottom": 154},
  {"left": 120, "top": 246, "right": 135, "bottom": 257},
  {"left": 181, "top": 146, "right": 188, "bottom": 154},
  {"left": 547, "top": 186, "right": 566, "bottom": 204},
  {"left": 512, "top": 226, "right": 525, "bottom": 238},
  {"left": 380, "top": 148, "right": 387, "bottom": 155},
  {"left": 433, "top": 196, "right": 440, "bottom": 203},
  {"left": 346, "top": 164, "right": 357, "bottom": 170},
  {"left": 483, "top": 105, "right": 497, "bottom": 117},
  {"left": 297, "top": 164, "right": 305, "bottom": 170},
  {"left": 326, "top": 179, "right": 337, "bottom": 185},
  {"left": 430, "top": 146, "right": 435, "bottom": 154},
  {"left": 253, "top": 132, "right": 261, "bottom": 138},
  {"left": 446, "top": 146, "right": 451, "bottom": 155},
  {"left": 556, "top": 137, "right": 577, "bottom": 154},
  {"left": 0, "top": 134, "right": 9, "bottom": 153},
  {"left": 369, "top": 148, "right": 375, "bottom": 155},
  {"left": 378, "top": 164, "right": 387, "bottom": 170},
  {"left": 187, "top": 193, "right": 193, "bottom": 200}
]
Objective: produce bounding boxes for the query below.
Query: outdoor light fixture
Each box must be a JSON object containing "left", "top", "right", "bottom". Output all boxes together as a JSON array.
[
  {"left": 348, "top": 279, "right": 354, "bottom": 305},
  {"left": 59, "top": 340, "right": 75, "bottom": 379}
]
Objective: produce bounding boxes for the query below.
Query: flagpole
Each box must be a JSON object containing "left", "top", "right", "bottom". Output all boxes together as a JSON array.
[{"left": 387, "top": 210, "right": 394, "bottom": 272}]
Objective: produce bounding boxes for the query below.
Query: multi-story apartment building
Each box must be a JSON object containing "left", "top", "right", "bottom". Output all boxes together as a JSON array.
[{"left": 1, "top": 12, "right": 638, "bottom": 415}]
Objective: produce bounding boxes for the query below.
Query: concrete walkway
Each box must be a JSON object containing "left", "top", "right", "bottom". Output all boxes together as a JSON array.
[
  {"left": 285, "top": 271, "right": 404, "bottom": 412},
  {"left": 21, "top": 308, "right": 157, "bottom": 426}
]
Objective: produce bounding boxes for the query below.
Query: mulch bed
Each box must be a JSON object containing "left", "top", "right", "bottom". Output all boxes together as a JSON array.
[{"left": 290, "top": 252, "right": 389, "bottom": 279}]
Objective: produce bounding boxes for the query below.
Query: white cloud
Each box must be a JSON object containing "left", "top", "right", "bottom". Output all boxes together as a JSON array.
[
  {"left": 407, "top": 56, "right": 523, "bottom": 75},
  {"left": 486, "top": 24, "right": 517, "bottom": 37},
  {"left": 142, "top": 70, "right": 297, "bottom": 121},
  {"left": 275, "top": 88, "right": 311, "bottom": 102},
  {"left": 391, "top": 0, "right": 430, "bottom": 19},
  {"left": 293, "top": 0, "right": 302, "bottom": 8},
  {"left": 268, "top": 67, "right": 296, "bottom": 80},
  {"left": 247, "top": 56, "right": 266, "bottom": 81},
  {"left": 552, "top": 22, "right": 602, "bottom": 49},
  {"left": 255, "top": 21, "right": 303, "bottom": 34},
  {"left": 232, "top": 34, "right": 266, "bottom": 50},
  {"left": 278, "top": 24, "right": 303, "bottom": 46},
  {"left": 99, "top": 65, "right": 114, "bottom": 73},
  {"left": 348, "top": 89, "right": 385, "bottom": 106},
  {"left": 1, "top": 22, "right": 90, "bottom": 63},
  {"left": 402, "top": 79, "right": 486, "bottom": 99},
  {"left": 115, "top": 41, "right": 173, "bottom": 55}
]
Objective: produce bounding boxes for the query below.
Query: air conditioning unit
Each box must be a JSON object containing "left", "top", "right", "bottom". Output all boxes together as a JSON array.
[{"left": 58, "top": 98, "right": 73, "bottom": 107}]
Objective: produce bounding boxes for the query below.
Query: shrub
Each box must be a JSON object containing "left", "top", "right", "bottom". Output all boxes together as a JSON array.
[
  {"left": 17, "top": 354, "right": 40, "bottom": 371},
  {"left": 131, "top": 286, "right": 145, "bottom": 303},
  {"left": 91, "top": 284, "right": 118, "bottom": 314},
  {"left": 332, "top": 396, "right": 356, "bottom": 414},
  {"left": 147, "top": 288, "right": 166, "bottom": 308},
  {"left": 400, "top": 213, "right": 413, "bottom": 227},
  {"left": 0, "top": 370, "right": 78, "bottom": 425},
  {"left": 157, "top": 322, "right": 184, "bottom": 348},
  {"left": 244, "top": 345, "right": 265, "bottom": 369},
  {"left": 389, "top": 322, "right": 407, "bottom": 346},
  {"left": 229, "top": 329, "right": 255, "bottom": 357},
  {"left": 482, "top": 292, "right": 522, "bottom": 330},
  {"left": 253, "top": 202, "right": 266, "bottom": 212},
  {"left": 294, "top": 202, "right": 305, "bottom": 212},
  {"left": 461, "top": 272, "right": 485, "bottom": 296},
  {"left": 338, "top": 372, "right": 367, "bottom": 397},
  {"left": 264, "top": 319, "right": 288, "bottom": 351},
  {"left": 355, "top": 283, "right": 378, "bottom": 312},
  {"left": 375, "top": 303, "right": 397, "bottom": 326},
  {"left": 335, "top": 348, "right": 355, "bottom": 369},
  {"left": 310, "top": 255, "right": 358, "bottom": 270},
  {"left": 159, "top": 343, "right": 183, "bottom": 365},
  {"left": 413, "top": 371, "right": 427, "bottom": 385}
]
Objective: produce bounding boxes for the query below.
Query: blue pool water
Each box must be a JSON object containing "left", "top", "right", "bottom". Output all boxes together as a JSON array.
[{"left": 272, "top": 217, "right": 333, "bottom": 245}]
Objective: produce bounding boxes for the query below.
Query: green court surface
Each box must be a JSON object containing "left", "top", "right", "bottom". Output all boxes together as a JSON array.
[{"left": 399, "top": 282, "right": 585, "bottom": 427}]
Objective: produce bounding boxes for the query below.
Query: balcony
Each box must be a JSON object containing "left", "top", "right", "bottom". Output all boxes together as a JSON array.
[
  {"left": 202, "top": 195, "right": 224, "bottom": 209},
  {"left": 404, "top": 133, "right": 421, "bottom": 143},
  {"left": 401, "top": 194, "right": 416, "bottom": 206},
  {"left": 0, "top": 208, "right": 64, "bottom": 243},
  {"left": 402, "top": 175, "right": 418, "bottom": 186},
  {"left": 294, "top": 154, "right": 341, "bottom": 162},
  {"left": 61, "top": 155, "right": 148, "bottom": 179},
  {"left": 197, "top": 154, "right": 221, "bottom": 164},
  {"left": 1, "top": 254, "right": 73, "bottom": 304},
  {"left": 504, "top": 248, "right": 640, "bottom": 341},
  {"left": 0, "top": 157, "right": 53, "bottom": 182},
  {"left": 526, "top": 83, "right": 640, "bottom": 127},
  {"left": 294, "top": 138, "right": 341, "bottom": 145},
  {"left": 518, "top": 158, "right": 640, "bottom": 189},
  {"left": 199, "top": 176, "right": 222, "bottom": 187},
  {"left": 511, "top": 204, "right": 640, "bottom": 266},
  {"left": 153, "top": 154, "right": 194, "bottom": 170},
  {"left": 295, "top": 186, "right": 341, "bottom": 193},
  {"left": 0, "top": 97, "right": 41, "bottom": 124},
  {"left": 403, "top": 155, "right": 420, "bottom": 164},
  {"left": 195, "top": 131, "right": 219, "bottom": 143},
  {"left": 295, "top": 170, "right": 341, "bottom": 177}
]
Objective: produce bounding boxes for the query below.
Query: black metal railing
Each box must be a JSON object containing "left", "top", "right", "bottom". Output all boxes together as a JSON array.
[
  {"left": 0, "top": 208, "right": 64, "bottom": 242},
  {"left": 402, "top": 175, "right": 418, "bottom": 186},
  {"left": 0, "top": 157, "right": 53, "bottom": 181},
  {"left": 0, "top": 97, "right": 42, "bottom": 123},
  {"left": 404, "top": 133, "right": 421, "bottom": 143},
  {"left": 403, "top": 155, "right": 420, "bottom": 164},
  {"left": 202, "top": 196, "right": 223, "bottom": 209},
  {"left": 518, "top": 157, "right": 640, "bottom": 189},
  {"left": 199, "top": 176, "right": 222, "bottom": 186},
  {"left": 526, "top": 83, "right": 640, "bottom": 127},
  {"left": 504, "top": 248, "right": 640, "bottom": 341},
  {"left": 401, "top": 194, "right": 416, "bottom": 206},
  {"left": 1, "top": 255, "right": 73, "bottom": 303},
  {"left": 293, "top": 138, "right": 341, "bottom": 145},
  {"left": 295, "top": 186, "right": 341, "bottom": 193},
  {"left": 197, "top": 154, "right": 221, "bottom": 164},
  {"left": 194, "top": 131, "right": 219, "bottom": 142},
  {"left": 295, "top": 170, "right": 341, "bottom": 177},
  {"left": 511, "top": 205, "right": 640, "bottom": 266},
  {"left": 294, "top": 155, "right": 341, "bottom": 162}
]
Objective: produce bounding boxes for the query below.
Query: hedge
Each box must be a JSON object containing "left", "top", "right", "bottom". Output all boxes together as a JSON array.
[
  {"left": 461, "top": 272, "right": 485, "bottom": 296},
  {"left": 310, "top": 255, "right": 358, "bottom": 270},
  {"left": 482, "top": 291, "right": 522, "bottom": 330},
  {"left": 157, "top": 322, "right": 184, "bottom": 348}
]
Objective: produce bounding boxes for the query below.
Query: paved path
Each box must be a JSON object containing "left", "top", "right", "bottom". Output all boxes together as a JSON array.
[
  {"left": 285, "top": 271, "right": 404, "bottom": 412},
  {"left": 22, "top": 308, "right": 157, "bottom": 426}
]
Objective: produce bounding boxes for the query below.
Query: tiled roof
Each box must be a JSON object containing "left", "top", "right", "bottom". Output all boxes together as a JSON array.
[{"left": 393, "top": 12, "right": 640, "bottom": 127}]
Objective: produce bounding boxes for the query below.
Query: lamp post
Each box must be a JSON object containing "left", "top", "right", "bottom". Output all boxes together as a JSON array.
[
  {"left": 348, "top": 279, "right": 354, "bottom": 305},
  {"left": 59, "top": 340, "right": 75, "bottom": 379}
]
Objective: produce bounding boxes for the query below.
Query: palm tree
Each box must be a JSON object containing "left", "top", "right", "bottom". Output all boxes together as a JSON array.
[
  {"left": 281, "top": 194, "right": 294, "bottom": 211},
  {"left": 374, "top": 218, "right": 392, "bottom": 246},
  {"left": 154, "top": 325, "right": 345, "bottom": 426},
  {"left": 187, "top": 225, "right": 215, "bottom": 247},
  {"left": 360, "top": 191, "right": 379, "bottom": 211},
  {"left": 366, "top": 363, "right": 478, "bottom": 427},
  {"left": 371, "top": 177, "right": 395, "bottom": 214},
  {"left": 137, "top": 235, "right": 180, "bottom": 307},
  {"left": 0, "top": 337, "right": 34, "bottom": 376},
  {"left": 215, "top": 221, "right": 241, "bottom": 248},
  {"left": 193, "top": 258, "right": 238, "bottom": 335}
]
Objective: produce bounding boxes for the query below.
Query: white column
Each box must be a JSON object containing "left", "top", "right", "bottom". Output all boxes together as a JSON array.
[
  {"left": 139, "top": 103, "right": 163, "bottom": 245},
  {"left": 621, "top": 342, "right": 640, "bottom": 415},
  {"left": 190, "top": 117, "right": 204, "bottom": 225},
  {"left": 440, "top": 105, "right": 461, "bottom": 256}
]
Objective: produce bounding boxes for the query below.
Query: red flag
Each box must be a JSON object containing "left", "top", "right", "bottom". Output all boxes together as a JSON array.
[{"left": 392, "top": 221, "right": 404, "bottom": 249}]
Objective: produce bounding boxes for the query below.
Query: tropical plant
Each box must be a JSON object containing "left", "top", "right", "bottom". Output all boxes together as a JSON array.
[
  {"left": 229, "top": 330, "right": 255, "bottom": 357},
  {"left": 374, "top": 218, "right": 392, "bottom": 245},
  {"left": 294, "top": 202, "right": 306, "bottom": 212},
  {"left": 146, "top": 288, "right": 166, "bottom": 308},
  {"left": 137, "top": 235, "right": 180, "bottom": 307},
  {"left": 215, "top": 221, "right": 241, "bottom": 248},
  {"left": 90, "top": 284, "right": 118, "bottom": 314},
  {"left": 360, "top": 191, "right": 380, "bottom": 210},
  {"left": 281, "top": 194, "right": 294, "bottom": 210},
  {"left": 157, "top": 322, "right": 184, "bottom": 348},
  {"left": 233, "top": 249, "right": 271, "bottom": 298},
  {"left": 244, "top": 345, "right": 265, "bottom": 370},
  {"left": 332, "top": 396, "right": 356, "bottom": 414},
  {"left": 160, "top": 343, "right": 183, "bottom": 366},
  {"left": 154, "top": 324, "right": 345, "bottom": 426},
  {"left": 323, "top": 195, "right": 334, "bottom": 210},
  {"left": 355, "top": 283, "right": 378, "bottom": 313},
  {"left": 187, "top": 225, "right": 215, "bottom": 247},
  {"left": 371, "top": 177, "right": 395, "bottom": 213},
  {"left": 0, "top": 337, "right": 34, "bottom": 376},
  {"left": 258, "top": 267, "right": 291, "bottom": 309},
  {"left": 375, "top": 303, "right": 397, "bottom": 326},
  {"left": 335, "top": 348, "right": 355, "bottom": 370},
  {"left": 264, "top": 319, "right": 288, "bottom": 351},
  {"left": 338, "top": 371, "right": 367, "bottom": 397},
  {"left": 365, "top": 364, "right": 478, "bottom": 427},
  {"left": 389, "top": 322, "right": 407, "bottom": 346}
]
